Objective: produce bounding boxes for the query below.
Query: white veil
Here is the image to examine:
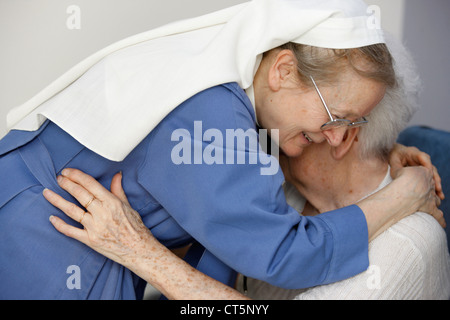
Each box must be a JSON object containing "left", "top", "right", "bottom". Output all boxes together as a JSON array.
[{"left": 7, "top": 0, "right": 384, "bottom": 161}]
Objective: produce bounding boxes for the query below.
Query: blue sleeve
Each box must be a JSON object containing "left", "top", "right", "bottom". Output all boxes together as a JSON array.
[{"left": 138, "top": 83, "right": 369, "bottom": 289}]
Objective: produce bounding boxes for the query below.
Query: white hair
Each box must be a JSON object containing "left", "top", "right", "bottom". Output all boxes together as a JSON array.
[{"left": 357, "top": 33, "right": 422, "bottom": 161}]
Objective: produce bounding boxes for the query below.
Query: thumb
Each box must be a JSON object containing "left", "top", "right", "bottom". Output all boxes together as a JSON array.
[{"left": 110, "top": 172, "right": 131, "bottom": 206}]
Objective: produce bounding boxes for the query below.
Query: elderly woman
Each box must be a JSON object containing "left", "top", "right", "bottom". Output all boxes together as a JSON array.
[
  {"left": 0, "top": 0, "right": 444, "bottom": 299},
  {"left": 46, "top": 32, "right": 450, "bottom": 301}
]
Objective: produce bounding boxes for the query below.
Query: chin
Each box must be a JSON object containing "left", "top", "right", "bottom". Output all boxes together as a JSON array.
[{"left": 281, "top": 145, "right": 305, "bottom": 158}]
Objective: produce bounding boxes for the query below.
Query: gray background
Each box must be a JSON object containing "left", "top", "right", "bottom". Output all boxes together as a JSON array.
[
  {"left": 403, "top": 0, "right": 450, "bottom": 132},
  {"left": 0, "top": 0, "right": 448, "bottom": 137}
]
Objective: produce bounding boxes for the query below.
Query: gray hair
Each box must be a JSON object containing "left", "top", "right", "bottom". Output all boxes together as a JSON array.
[{"left": 357, "top": 34, "right": 422, "bottom": 161}]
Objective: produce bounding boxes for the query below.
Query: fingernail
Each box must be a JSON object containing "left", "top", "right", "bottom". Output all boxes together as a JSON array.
[
  {"left": 49, "top": 215, "right": 55, "bottom": 223},
  {"left": 61, "top": 169, "right": 69, "bottom": 176},
  {"left": 57, "top": 175, "right": 64, "bottom": 183}
]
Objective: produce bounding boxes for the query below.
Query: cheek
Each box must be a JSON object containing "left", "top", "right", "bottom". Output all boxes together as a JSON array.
[
  {"left": 291, "top": 147, "right": 327, "bottom": 181},
  {"left": 296, "top": 161, "right": 313, "bottom": 179},
  {"left": 299, "top": 108, "right": 329, "bottom": 132},
  {"left": 289, "top": 158, "right": 318, "bottom": 189},
  {"left": 284, "top": 98, "right": 327, "bottom": 132}
]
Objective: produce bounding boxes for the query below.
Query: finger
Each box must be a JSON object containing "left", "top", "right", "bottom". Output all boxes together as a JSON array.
[
  {"left": 436, "top": 195, "right": 442, "bottom": 207},
  {"left": 415, "top": 151, "right": 432, "bottom": 169},
  {"left": 56, "top": 175, "right": 101, "bottom": 212},
  {"left": 43, "top": 188, "right": 90, "bottom": 225},
  {"left": 388, "top": 144, "right": 407, "bottom": 178},
  {"left": 414, "top": 153, "right": 445, "bottom": 199},
  {"left": 432, "top": 166, "right": 445, "bottom": 200},
  {"left": 403, "top": 146, "right": 428, "bottom": 167},
  {"left": 433, "top": 209, "right": 446, "bottom": 229},
  {"left": 60, "top": 168, "right": 111, "bottom": 201},
  {"left": 49, "top": 215, "right": 89, "bottom": 244},
  {"left": 110, "top": 172, "right": 131, "bottom": 206}
]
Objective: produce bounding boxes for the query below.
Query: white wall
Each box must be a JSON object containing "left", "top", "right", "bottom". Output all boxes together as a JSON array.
[
  {"left": 364, "top": 0, "right": 450, "bottom": 132},
  {"left": 403, "top": 0, "right": 450, "bottom": 132},
  {"left": 0, "top": 0, "right": 247, "bottom": 137},
  {"left": 1, "top": 0, "right": 448, "bottom": 137},
  {"left": 364, "top": 0, "right": 405, "bottom": 42}
]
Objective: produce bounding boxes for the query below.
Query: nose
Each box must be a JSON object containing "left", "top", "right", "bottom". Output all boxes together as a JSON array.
[{"left": 322, "top": 127, "right": 348, "bottom": 147}]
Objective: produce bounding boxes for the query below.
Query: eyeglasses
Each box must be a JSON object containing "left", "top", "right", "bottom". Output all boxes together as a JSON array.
[{"left": 309, "top": 75, "right": 368, "bottom": 131}]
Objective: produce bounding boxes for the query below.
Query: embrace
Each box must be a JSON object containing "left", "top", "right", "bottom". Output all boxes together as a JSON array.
[{"left": 1, "top": 0, "right": 448, "bottom": 300}]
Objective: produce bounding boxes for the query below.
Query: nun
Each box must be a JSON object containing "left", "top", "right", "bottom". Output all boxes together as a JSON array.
[{"left": 0, "top": 0, "right": 444, "bottom": 299}]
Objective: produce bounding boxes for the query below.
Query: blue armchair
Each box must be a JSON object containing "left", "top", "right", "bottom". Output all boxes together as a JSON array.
[{"left": 398, "top": 126, "right": 450, "bottom": 249}]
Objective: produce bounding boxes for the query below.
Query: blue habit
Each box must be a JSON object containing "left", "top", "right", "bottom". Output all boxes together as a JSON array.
[{"left": 0, "top": 83, "right": 369, "bottom": 299}]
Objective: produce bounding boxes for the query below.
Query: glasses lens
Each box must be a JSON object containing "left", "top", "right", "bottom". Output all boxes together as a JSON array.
[{"left": 321, "top": 119, "right": 351, "bottom": 131}]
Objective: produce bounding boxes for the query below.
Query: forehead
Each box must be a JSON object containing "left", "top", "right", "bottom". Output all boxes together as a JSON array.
[{"left": 324, "top": 76, "right": 387, "bottom": 118}]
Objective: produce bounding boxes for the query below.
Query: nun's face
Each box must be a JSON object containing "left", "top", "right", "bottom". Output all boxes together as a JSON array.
[{"left": 253, "top": 50, "right": 386, "bottom": 157}]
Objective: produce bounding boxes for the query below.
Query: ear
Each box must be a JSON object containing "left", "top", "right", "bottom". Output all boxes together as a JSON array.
[
  {"left": 267, "top": 49, "right": 298, "bottom": 92},
  {"left": 331, "top": 127, "right": 360, "bottom": 160}
]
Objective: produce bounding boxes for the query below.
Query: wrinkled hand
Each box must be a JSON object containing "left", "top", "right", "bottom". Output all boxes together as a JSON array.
[
  {"left": 44, "top": 169, "right": 154, "bottom": 268},
  {"left": 395, "top": 166, "right": 445, "bottom": 228},
  {"left": 389, "top": 143, "right": 444, "bottom": 200}
]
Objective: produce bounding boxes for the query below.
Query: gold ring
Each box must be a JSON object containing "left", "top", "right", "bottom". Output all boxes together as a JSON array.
[
  {"left": 79, "top": 211, "right": 87, "bottom": 224},
  {"left": 84, "top": 195, "right": 95, "bottom": 209}
]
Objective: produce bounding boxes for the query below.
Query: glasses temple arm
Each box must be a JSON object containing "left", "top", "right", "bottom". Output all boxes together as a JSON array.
[{"left": 309, "top": 75, "right": 334, "bottom": 120}]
